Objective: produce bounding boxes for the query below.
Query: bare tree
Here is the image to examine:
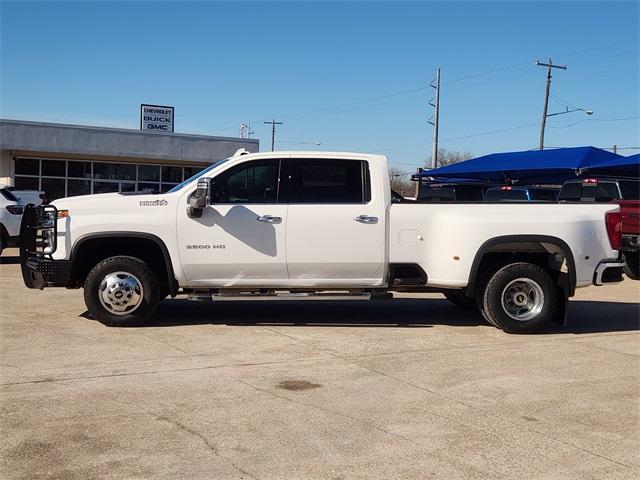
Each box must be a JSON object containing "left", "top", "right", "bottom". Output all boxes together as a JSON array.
[
  {"left": 427, "top": 148, "right": 473, "bottom": 168},
  {"left": 388, "top": 167, "right": 416, "bottom": 198}
]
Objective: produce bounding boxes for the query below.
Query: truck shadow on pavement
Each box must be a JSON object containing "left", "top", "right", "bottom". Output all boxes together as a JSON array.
[
  {"left": 126, "top": 297, "right": 640, "bottom": 334},
  {"left": 0, "top": 255, "right": 20, "bottom": 265}
]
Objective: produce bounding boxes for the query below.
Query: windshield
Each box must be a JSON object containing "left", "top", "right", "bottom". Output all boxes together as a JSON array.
[{"left": 167, "top": 158, "right": 230, "bottom": 193}]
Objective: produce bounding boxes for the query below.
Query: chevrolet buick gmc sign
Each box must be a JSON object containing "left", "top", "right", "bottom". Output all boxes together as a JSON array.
[{"left": 140, "top": 104, "right": 174, "bottom": 132}]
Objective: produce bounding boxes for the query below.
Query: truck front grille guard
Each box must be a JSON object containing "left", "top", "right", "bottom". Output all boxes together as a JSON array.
[{"left": 20, "top": 204, "right": 58, "bottom": 258}]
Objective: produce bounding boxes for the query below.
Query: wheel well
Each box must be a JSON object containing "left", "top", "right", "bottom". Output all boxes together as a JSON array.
[
  {"left": 70, "top": 235, "right": 177, "bottom": 294},
  {"left": 467, "top": 236, "right": 576, "bottom": 298}
]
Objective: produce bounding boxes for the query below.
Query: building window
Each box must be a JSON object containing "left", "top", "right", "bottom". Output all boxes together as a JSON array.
[
  {"left": 41, "top": 159, "right": 66, "bottom": 177},
  {"left": 68, "top": 161, "right": 92, "bottom": 179},
  {"left": 93, "top": 181, "right": 120, "bottom": 194},
  {"left": 184, "top": 166, "right": 204, "bottom": 178},
  {"left": 162, "top": 166, "right": 182, "bottom": 183},
  {"left": 14, "top": 176, "right": 40, "bottom": 190},
  {"left": 41, "top": 178, "right": 66, "bottom": 201},
  {"left": 12, "top": 157, "right": 208, "bottom": 201},
  {"left": 138, "top": 165, "right": 160, "bottom": 182},
  {"left": 14, "top": 158, "right": 40, "bottom": 176},
  {"left": 67, "top": 179, "right": 91, "bottom": 197}
]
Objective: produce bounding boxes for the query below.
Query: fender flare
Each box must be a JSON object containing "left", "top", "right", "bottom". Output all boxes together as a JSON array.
[
  {"left": 466, "top": 234, "right": 577, "bottom": 297},
  {"left": 70, "top": 232, "right": 179, "bottom": 296}
]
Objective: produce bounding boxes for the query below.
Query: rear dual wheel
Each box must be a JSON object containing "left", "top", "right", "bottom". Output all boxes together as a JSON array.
[
  {"left": 623, "top": 252, "right": 640, "bottom": 280},
  {"left": 479, "top": 262, "right": 557, "bottom": 334}
]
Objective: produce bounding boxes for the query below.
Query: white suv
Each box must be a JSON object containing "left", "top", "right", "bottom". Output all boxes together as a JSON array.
[{"left": 0, "top": 186, "right": 44, "bottom": 255}]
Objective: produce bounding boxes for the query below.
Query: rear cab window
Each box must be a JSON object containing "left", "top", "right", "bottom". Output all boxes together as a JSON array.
[
  {"left": 484, "top": 189, "right": 529, "bottom": 201},
  {"left": 418, "top": 186, "right": 455, "bottom": 201},
  {"left": 529, "top": 189, "right": 558, "bottom": 201},
  {"left": 559, "top": 181, "right": 621, "bottom": 202},
  {"left": 288, "top": 159, "right": 371, "bottom": 204}
]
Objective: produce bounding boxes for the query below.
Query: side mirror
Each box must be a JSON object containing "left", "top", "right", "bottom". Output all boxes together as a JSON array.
[{"left": 187, "top": 178, "right": 212, "bottom": 218}]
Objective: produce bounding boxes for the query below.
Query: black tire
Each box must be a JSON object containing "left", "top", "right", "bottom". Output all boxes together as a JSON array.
[
  {"left": 623, "top": 252, "right": 640, "bottom": 281},
  {"left": 84, "top": 256, "right": 160, "bottom": 327},
  {"left": 0, "top": 227, "right": 5, "bottom": 256},
  {"left": 482, "top": 262, "right": 557, "bottom": 334},
  {"left": 473, "top": 262, "right": 507, "bottom": 327},
  {"left": 443, "top": 291, "right": 477, "bottom": 310}
]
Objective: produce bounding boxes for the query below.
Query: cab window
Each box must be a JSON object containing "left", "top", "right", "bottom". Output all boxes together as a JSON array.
[
  {"left": 289, "top": 159, "right": 370, "bottom": 204},
  {"left": 211, "top": 160, "right": 281, "bottom": 204}
]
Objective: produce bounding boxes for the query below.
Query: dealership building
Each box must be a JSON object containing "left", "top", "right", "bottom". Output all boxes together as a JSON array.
[{"left": 0, "top": 119, "right": 259, "bottom": 201}]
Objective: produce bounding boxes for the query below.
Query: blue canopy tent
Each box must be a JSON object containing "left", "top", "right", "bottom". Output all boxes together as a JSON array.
[
  {"left": 418, "top": 146, "right": 623, "bottom": 184},
  {"left": 579, "top": 154, "right": 640, "bottom": 178}
]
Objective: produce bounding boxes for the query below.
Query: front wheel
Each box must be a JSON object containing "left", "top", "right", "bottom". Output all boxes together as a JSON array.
[
  {"left": 481, "top": 262, "right": 557, "bottom": 334},
  {"left": 84, "top": 256, "right": 160, "bottom": 327}
]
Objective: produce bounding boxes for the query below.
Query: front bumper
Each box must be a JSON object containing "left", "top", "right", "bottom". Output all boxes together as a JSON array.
[
  {"left": 22, "top": 256, "right": 72, "bottom": 289},
  {"left": 593, "top": 261, "right": 625, "bottom": 286},
  {"left": 20, "top": 204, "right": 72, "bottom": 289}
]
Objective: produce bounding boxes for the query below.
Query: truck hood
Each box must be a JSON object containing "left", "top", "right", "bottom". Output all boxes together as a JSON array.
[{"left": 52, "top": 192, "right": 173, "bottom": 212}]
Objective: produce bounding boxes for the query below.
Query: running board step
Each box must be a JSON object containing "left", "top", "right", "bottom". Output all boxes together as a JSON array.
[{"left": 212, "top": 292, "right": 372, "bottom": 301}]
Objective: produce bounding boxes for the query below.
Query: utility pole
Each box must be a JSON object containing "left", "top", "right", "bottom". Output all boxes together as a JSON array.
[
  {"left": 264, "top": 118, "right": 283, "bottom": 151},
  {"left": 428, "top": 68, "right": 441, "bottom": 168},
  {"left": 536, "top": 58, "right": 567, "bottom": 150}
]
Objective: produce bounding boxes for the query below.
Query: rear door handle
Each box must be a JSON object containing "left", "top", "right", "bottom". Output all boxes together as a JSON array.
[
  {"left": 354, "top": 215, "right": 378, "bottom": 224},
  {"left": 257, "top": 215, "right": 282, "bottom": 224}
]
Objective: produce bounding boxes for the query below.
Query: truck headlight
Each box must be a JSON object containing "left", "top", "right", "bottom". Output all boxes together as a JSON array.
[{"left": 43, "top": 228, "right": 56, "bottom": 254}]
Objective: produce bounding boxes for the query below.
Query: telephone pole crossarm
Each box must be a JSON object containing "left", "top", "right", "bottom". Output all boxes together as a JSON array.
[
  {"left": 264, "top": 119, "right": 283, "bottom": 151},
  {"left": 536, "top": 58, "right": 567, "bottom": 150}
]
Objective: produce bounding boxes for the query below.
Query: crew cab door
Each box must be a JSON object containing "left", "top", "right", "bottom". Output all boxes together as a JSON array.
[
  {"left": 285, "top": 157, "right": 385, "bottom": 286},
  {"left": 176, "top": 159, "right": 288, "bottom": 286}
]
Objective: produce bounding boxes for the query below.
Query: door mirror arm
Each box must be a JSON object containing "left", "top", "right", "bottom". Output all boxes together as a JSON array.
[{"left": 187, "top": 178, "right": 212, "bottom": 218}]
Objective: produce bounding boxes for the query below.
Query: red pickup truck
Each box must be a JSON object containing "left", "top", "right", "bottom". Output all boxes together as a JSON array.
[
  {"left": 559, "top": 178, "right": 639, "bottom": 279},
  {"left": 620, "top": 200, "right": 640, "bottom": 279}
]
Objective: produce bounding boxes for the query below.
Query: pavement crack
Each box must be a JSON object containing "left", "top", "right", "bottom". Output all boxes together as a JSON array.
[
  {"left": 0, "top": 356, "right": 332, "bottom": 386},
  {"left": 100, "top": 393, "right": 260, "bottom": 480},
  {"left": 156, "top": 416, "right": 260, "bottom": 480},
  {"left": 137, "top": 332, "right": 190, "bottom": 355}
]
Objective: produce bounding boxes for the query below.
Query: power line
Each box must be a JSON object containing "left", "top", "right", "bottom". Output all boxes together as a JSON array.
[
  {"left": 372, "top": 122, "right": 540, "bottom": 154},
  {"left": 205, "top": 39, "right": 637, "bottom": 136},
  {"left": 548, "top": 114, "right": 640, "bottom": 129},
  {"left": 376, "top": 112, "right": 640, "bottom": 156}
]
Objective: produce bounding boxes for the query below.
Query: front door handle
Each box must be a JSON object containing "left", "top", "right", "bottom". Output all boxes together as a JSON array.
[
  {"left": 354, "top": 215, "right": 378, "bottom": 224},
  {"left": 257, "top": 215, "right": 282, "bottom": 224}
]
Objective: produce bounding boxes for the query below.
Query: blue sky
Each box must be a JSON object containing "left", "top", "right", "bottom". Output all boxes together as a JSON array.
[{"left": 1, "top": 1, "right": 638, "bottom": 170}]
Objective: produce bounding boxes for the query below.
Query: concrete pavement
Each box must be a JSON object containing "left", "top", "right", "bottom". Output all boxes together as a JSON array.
[{"left": 1, "top": 249, "right": 638, "bottom": 479}]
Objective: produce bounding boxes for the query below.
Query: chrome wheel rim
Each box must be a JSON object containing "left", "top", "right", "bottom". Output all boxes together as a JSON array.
[
  {"left": 500, "top": 278, "right": 544, "bottom": 322},
  {"left": 98, "top": 271, "right": 143, "bottom": 316}
]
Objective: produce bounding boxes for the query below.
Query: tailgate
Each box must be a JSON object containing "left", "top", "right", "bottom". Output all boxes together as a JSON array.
[{"left": 619, "top": 201, "right": 640, "bottom": 235}]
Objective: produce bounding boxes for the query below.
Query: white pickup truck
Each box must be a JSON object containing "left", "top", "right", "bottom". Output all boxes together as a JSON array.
[{"left": 20, "top": 150, "right": 625, "bottom": 333}]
